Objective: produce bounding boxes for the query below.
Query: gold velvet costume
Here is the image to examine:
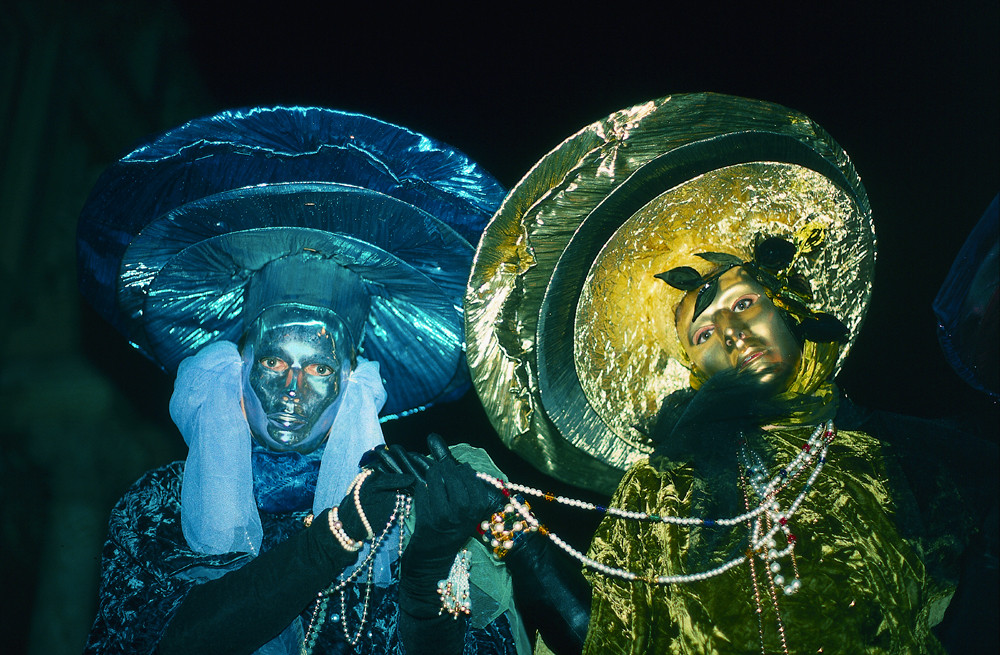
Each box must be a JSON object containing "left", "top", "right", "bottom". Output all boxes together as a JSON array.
[
  {"left": 584, "top": 426, "right": 950, "bottom": 654},
  {"left": 463, "top": 94, "right": 968, "bottom": 654}
]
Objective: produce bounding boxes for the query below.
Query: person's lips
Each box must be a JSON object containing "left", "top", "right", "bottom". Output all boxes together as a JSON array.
[
  {"left": 269, "top": 412, "right": 305, "bottom": 430},
  {"left": 739, "top": 350, "right": 765, "bottom": 370}
]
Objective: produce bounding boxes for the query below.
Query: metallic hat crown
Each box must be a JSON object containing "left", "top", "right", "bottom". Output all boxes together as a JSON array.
[{"left": 466, "top": 93, "right": 874, "bottom": 492}]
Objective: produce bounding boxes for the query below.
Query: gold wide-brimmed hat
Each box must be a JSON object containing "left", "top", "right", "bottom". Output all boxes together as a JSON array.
[{"left": 466, "top": 93, "right": 875, "bottom": 493}]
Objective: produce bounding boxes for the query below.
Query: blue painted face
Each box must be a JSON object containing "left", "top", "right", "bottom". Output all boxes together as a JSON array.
[{"left": 241, "top": 307, "right": 354, "bottom": 454}]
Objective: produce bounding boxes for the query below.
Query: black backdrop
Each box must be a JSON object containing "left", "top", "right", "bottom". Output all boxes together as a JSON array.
[
  {"left": 165, "top": 2, "right": 998, "bottom": 424},
  {"left": 12, "top": 2, "right": 997, "bottom": 653}
]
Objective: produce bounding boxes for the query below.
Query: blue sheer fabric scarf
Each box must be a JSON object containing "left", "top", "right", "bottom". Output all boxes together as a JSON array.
[{"left": 169, "top": 341, "right": 399, "bottom": 584}]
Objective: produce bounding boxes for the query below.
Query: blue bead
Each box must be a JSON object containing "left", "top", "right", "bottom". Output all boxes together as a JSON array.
[{"left": 704, "top": 519, "right": 716, "bottom": 526}]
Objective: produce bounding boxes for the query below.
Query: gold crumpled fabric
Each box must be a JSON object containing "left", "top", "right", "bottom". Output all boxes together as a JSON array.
[{"left": 583, "top": 428, "right": 949, "bottom": 654}]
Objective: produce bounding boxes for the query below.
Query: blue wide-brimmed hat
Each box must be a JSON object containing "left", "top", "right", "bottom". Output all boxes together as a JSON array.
[{"left": 78, "top": 106, "right": 505, "bottom": 418}]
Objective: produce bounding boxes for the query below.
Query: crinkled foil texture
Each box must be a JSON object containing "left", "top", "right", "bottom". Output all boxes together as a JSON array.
[
  {"left": 575, "top": 163, "right": 873, "bottom": 465},
  {"left": 78, "top": 106, "right": 506, "bottom": 418},
  {"left": 466, "top": 93, "right": 873, "bottom": 492}
]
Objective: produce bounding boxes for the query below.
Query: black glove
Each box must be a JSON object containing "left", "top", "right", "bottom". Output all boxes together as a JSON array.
[
  {"left": 424, "top": 437, "right": 591, "bottom": 655},
  {"left": 401, "top": 439, "right": 497, "bottom": 603},
  {"left": 397, "top": 435, "right": 500, "bottom": 655},
  {"left": 158, "top": 508, "right": 358, "bottom": 655},
  {"left": 366, "top": 443, "right": 433, "bottom": 482},
  {"left": 337, "top": 457, "right": 419, "bottom": 542},
  {"left": 160, "top": 464, "right": 416, "bottom": 655}
]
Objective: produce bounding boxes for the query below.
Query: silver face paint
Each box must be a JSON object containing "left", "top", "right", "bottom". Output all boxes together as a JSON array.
[{"left": 242, "top": 306, "right": 354, "bottom": 453}]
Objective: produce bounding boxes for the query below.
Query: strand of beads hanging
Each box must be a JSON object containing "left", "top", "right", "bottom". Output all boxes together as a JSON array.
[
  {"left": 477, "top": 496, "right": 536, "bottom": 558},
  {"left": 735, "top": 420, "right": 835, "bottom": 597},
  {"left": 301, "top": 490, "right": 412, "bottom": 655},
  {"left": 473, "top": 422, "right": 836, "bottom": 586},
  {"left": 352, "top": 468, "right": 376, "bottom": 539},
  {"left": 474, "top": 421, "right": 835, "bottom": 529},
  {"left": 743, "top": 474, "right": 791, "bottom": 655},
  {"left": 438, "top": 548, "right": 473, "bottom": 618}
]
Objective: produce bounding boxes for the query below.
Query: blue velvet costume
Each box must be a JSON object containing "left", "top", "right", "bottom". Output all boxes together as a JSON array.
[
  {"left": 77, "top": 106, "right": 515, "bottom": 655},
  {"left": 83, "top": 460, "right": 517, "bottom": 654}
]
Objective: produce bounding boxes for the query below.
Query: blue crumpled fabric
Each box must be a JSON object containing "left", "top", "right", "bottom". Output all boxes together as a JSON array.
[{"left": 82, "top": 462, "right": 519, "bottom": 655}]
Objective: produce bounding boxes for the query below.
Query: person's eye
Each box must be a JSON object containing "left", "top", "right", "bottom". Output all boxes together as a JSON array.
[
  {"left": 259, "top": 357, "right": 288, "bottom": 372},
  {"left": 732, "top": 295, "right": 758, "bottom": 312},
  {"left": 305, "top": 363, "right": 334, "bottom": 377},
  {"left": 693, "top": 326, "right": 714, "bottom": 345}
]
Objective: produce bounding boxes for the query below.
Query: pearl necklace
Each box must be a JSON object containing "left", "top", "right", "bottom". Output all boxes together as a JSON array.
[
  {"left": 475, "top": 421, "right": 835, "bottom": 586},
  {"left": 301, "top": 486, "right": 412, "bottom": 654}
]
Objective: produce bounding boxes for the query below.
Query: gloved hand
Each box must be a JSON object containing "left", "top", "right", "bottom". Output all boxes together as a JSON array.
[
  {"left": 365, "top": 443, "right": 433, "bottom": 481},
  {"left": 397, "top": 435, "right": 502, "bottom": 654},
  {"left": 397, "top": 435, "right": 592, "bottom": 655},
  {"left": 406, "top": 436, "right": 499, "bottom": 563},
  {"left": 336, "top": 448, "right": 422, "bottom": 542}
]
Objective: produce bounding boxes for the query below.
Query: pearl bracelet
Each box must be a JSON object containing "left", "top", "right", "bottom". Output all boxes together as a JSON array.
[{"left": 328, "top": 506, "right": 363, "bottom": 552}]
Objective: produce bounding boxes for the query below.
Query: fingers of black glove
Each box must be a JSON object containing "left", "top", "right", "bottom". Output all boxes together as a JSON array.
[
  {"left": 370, "top": 446, "right": 404, "bottom": 474},
  {"left": 426, "top": 433, "right": 459, "bottom": 463},
  {"left": 371, "top": 445, "right": 408, "bottom": 476},
  {"left": 363, "top": 469, "right": 417, "bottom": 494},
  {"left": 381, "top": 445, "right": 432, "bottom": 481},
  {"left": 408, "top": 452, "right": 432, "bottom": 478},
  {"left": 363, "top": 445, "right": 432, "bottom": 482},
  {"left": 439, "top": 459, "right": 504, "bottom": 519},
  {"left": 426, "top": 459, "right": 472, "bottom": 513},
  {"left": 419, "top": 459, "right": 457, "bottom": 525},
  {"left": 476, "top": 472, "right": 509, "bottom": 516},
  {"left": 416, "top": 459, "right": 492, "bottom": 539}
]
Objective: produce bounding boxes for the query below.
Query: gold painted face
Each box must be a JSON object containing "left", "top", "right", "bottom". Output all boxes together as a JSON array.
[{"left": 675, "top": 267, "right": 802, "bottom": 391}]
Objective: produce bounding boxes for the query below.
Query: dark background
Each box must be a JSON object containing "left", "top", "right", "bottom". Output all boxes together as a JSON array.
[{"left": 1, "top": 2, "right": 996, "bottom": 653}]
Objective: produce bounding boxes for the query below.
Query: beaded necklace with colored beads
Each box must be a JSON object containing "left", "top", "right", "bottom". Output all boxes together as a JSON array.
[{"left": 475, "top": 421, "right": 836, "bottom": 586}]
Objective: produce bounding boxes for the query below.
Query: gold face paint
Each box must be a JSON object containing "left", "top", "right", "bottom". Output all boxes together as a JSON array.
[{"left": 676, "top": 267, "right": 801, "bottom": 391}]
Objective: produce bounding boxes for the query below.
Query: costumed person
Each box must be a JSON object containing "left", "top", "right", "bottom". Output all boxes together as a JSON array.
[
  {"left": 79, "top": 106, "right": 530, "bottom": 654},
  {"left": 464, "top": 93, "right": 990, "bottom": 653},
  {"left": 933, "top": 193, "right": 998, "bottom": 400}
]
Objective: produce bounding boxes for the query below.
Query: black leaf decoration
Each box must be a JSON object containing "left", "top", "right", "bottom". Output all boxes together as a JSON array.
[
  {"left": 655, "top": 267, "right": 703, "bottom": 291},
  {"left": 754, "top": 237, "right": 796, "bottom": 272},
  {"left": 773, "top": 294, "right": 813, "bottom": 319},
  {"left": 752, "top": 267, "right": 782, "bottom": 294},
  {"left": 696, "top": 252, "right": 743, "bottom": 267},
  {"left": 692, "top": 277, "right": 720, "bottom": 321},
  {"left": 798, "top": 312, "right": 849, "bottom": 343},
  {"left": 787, "top": 273, "right": 814, "bottom": 301}
]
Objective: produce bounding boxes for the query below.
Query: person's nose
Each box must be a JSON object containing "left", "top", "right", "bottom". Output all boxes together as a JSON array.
[
  {"left": 717, "top": 311, "right": 748, "bottom": 350},
  {"left": 282, "top": 368, "right": 303, "bottom": 403}
]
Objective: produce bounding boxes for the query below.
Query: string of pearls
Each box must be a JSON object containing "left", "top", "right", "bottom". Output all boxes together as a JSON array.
[
  {"left": 301, "top": 471, "right": 412, "bottom": 654},
  {"left": 475, "top": 422, "right": 836, "bottom": 587},
  {"left": 476, "top": 422, "right": 832, "bottom": 528}
]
